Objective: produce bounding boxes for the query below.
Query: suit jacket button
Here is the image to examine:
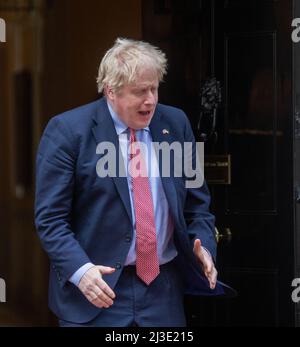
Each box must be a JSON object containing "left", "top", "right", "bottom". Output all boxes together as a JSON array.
[
  {"left": 115, "top": 263, "right": 122, "bottom": 270},
  {"left": 125, "top": 236, "right": 131, "bottom": 243}
]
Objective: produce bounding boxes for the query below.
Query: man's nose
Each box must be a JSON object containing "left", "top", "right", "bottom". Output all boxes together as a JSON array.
[{"left": 144, "top": 91, "right": 156, "bottom": 105}]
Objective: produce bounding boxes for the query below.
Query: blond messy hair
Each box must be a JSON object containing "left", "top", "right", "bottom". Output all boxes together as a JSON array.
[{"left": 96, "top": 38, "right": 167, "bottom": 94}]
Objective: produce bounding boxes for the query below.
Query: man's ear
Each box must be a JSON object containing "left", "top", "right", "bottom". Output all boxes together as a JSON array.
[{"left": 105, "top": 85, "right": 114, "bottom": 101}]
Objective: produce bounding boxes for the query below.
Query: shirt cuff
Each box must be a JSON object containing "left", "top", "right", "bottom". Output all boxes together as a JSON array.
[{"left": 69, "top": 262, "right": 95, "bottom": 287}]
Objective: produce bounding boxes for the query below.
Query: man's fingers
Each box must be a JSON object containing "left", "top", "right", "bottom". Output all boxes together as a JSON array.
[
  {"left": 204, "top": 261, "right": 213, "bottom": 275},
  {"left": 94, "top": 288, "right": 114, "bottom": 306},
  {"left": 91, "top": 297, "right": 109, "bottom": 309},
  {"left": 86, "top": 285, "right": 114, "bottom": 308},
  {"left": 86, "top": 292, "right": 108, "bottom": 308},
  {"left": 95, "top": 265, "right": 116, "bottom": 299},
  {"left": 207, "top": 267, "right": 218, "bottom": 289},
  {"left": 96, "top": 278, "right": 116, "bottom": 300}
]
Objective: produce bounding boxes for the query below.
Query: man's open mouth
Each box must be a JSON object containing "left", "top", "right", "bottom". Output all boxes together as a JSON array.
[{"left": 138, "top": 111, "right": 151, "bottom": 116}]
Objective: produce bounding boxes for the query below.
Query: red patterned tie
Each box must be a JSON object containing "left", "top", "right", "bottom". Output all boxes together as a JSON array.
[{"left": 129, "top": 128, "right": 160, "bottom": 285}]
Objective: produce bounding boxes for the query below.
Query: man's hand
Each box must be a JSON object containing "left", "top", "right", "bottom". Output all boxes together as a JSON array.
[
  {"left": 193, "top": 239, "right": 218, "bottom": 290},
  {"left": 78, "top": 266, "right": 116, "bottom": 309}
]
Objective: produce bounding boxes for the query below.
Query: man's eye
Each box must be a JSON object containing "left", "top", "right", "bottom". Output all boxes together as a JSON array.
[{"left": 135, "top": 89, "right": 145, "bottom": 95}]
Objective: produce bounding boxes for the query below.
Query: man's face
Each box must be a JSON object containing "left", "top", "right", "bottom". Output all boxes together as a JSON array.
[{"left": 107, "top": 68, "right": 159, "bottom": 130}]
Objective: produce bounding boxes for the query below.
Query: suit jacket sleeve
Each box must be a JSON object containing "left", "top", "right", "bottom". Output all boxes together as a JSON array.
[
  {"left": 34, "top": 116, "right": 91, "bottom": 286},
  {"left": 182, "top": 114, "right": 217, "bottom": 261}
]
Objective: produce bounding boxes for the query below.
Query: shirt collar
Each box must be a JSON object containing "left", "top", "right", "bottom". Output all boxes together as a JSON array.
[{"left": 106, "top": 100, "right": 150, "bottom": 135}]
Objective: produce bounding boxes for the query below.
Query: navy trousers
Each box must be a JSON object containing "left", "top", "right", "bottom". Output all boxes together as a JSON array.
[{"left": 59, "top": 261, "right": 186, "bottom": 327}]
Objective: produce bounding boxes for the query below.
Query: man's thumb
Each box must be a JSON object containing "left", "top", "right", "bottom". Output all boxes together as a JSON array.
[
  {"left": 97, "top": 266, "right": 116, "bottom": 275},
  {"left": 193, "top": 238, "right": 202, "bottom": 252}
]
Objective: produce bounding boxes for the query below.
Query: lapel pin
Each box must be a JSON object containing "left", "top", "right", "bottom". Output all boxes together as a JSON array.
[{"left": 162, "top": 129, "right": 169, "bottom": 135}]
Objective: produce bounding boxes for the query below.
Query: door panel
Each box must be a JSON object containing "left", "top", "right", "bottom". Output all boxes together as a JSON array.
[{"left": 225, "top": 32, "right": 277, "bottom": 212}]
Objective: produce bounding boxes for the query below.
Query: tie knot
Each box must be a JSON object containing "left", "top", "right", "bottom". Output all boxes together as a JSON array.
[{"left": 129, "top": 128, "right": 136, "bottom": 143}]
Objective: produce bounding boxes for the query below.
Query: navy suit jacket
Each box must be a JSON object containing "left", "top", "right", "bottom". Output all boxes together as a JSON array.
[{"left": 35, "top": 98, "right": 232, "bottom": 323}]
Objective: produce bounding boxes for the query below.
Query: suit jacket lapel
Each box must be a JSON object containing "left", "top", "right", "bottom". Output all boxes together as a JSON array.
[
  {"left": 150, "top": 108, "right": 180, "bottom": 229},
  {"left": 92, "top": 98, "right": 133, "bottom": 225}
]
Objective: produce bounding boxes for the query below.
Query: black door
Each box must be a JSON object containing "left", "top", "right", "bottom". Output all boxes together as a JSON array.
[{"left": 143, "top": 0, "right": 297, "bottom": 326}]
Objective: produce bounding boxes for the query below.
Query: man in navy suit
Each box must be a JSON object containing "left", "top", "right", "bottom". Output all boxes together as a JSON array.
[{"left": 35, "top": 38, "right": 222, "bottom": 327}]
